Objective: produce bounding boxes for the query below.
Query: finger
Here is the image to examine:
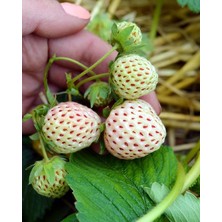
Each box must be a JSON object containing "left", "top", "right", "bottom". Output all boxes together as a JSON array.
[
  {"left": 140, "top": 91, "right": 162, "bottom": 115},
  {"left": 23, "top": 0, "right": 90, "bottom": 37},
  {"left": 23, "top": 119, "right": 36, "bottom": 135}
]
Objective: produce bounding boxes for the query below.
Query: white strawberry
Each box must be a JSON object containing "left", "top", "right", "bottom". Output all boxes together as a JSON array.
[
  {"left": 110, "top": 54, "right": 158, "bottom": 99},
  {"left": 104, "top": 99, "right": 166, "bottom": 159},
  {"left": 42, "top": 102, "right": 101, "bottom": 154}
]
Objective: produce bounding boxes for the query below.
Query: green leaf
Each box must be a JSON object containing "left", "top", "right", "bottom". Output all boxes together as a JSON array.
[
  {"left": 111, "top": 24, "right": 137, "bottom": 53},
  {"left": 61, "top": 213, "right": 79, "bottom": 222},
  {"left": 85, "top": 86, "right": 100, "bottom": 108},
  {"left": 46, "top": 89, "right": 57, "bottom": 107},
  {"left": 98, "top": 134, "right": 107, "bottom": 155},
  {"left": 141, "top": 33, "right": 154, "bottom": 55},
  {"left": 99, "top": 123, "right": 106, "bottom": 133},
  {"left": 23, "top": 113, "right": 32, "bottom": 122},
  {"left": 189, "top": 176, "right": 200, "bottom": 196},
  {"left": 111, "top": 23, "right": 118, "bottom": 37},
  {"left": 29, "top": 132, "right": 40, "bottom": 141},
  {"left": 28, "top": 160, "right": 44, "bottom": 185},
  {"left": 109, "top": 77, "right": 120, "bottom": 101},
  {"left": 66, "top": 88, "right": 82, "bottom": 97},
  {"left": 31, "top": 104, "right": 50, "bottom": 131},
  {"left": 44, "top": 163, "right": 56, "bottom": 185},
  {"left": 118, "top": 43, "right": 147, "bottom": 57},
  {"left": 65, "top": 72, "right": 83, "bottom": 99},
  {"left": 65, "top": 146, "right": 177, "bottom": 222},
  {"left": 144, "top": 182, "right": 200, "bottom": 222},
  {"left": 102, "top": 106, "right": 111, "bottom": 118},
  {"left": 177, "top": 0, "right": 200, "bottom": 13},
  {"left": 177, "top": 0, "right": 188, "bottom": 7},
  {"left": 187, "top": 0, "right": 200, "bottom": 13},
  {"left": 65, "top": 73, "right": 73, "bottom": 86},
  {"left": 116, "top": 26, "right": 134, "bottom": 42},
  {"left": 87, "top": 13, "right": 114, "bottom": 42},
  {"left": 111, "top": 97, "right": 124, "bottom": 109},
  {"left": 34, "top": 104, "right": 50, "bottom": 116},
  {"left": 84, "top": 82, "right": 112, "bottom": 108}
]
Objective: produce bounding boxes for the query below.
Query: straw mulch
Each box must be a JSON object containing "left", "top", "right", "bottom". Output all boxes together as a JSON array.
[{"left": 62, "top": 0, "right": 200, "bottom": 153}]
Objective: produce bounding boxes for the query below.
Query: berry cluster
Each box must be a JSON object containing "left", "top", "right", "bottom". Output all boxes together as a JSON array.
[{"left": 23, "top": 21, "right": 166, "bottom": 198}]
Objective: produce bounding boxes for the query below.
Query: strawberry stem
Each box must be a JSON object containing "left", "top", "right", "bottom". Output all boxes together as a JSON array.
[
  {"left": 137, "top": 162, "right": 186, "bottom": 222},
  {"left": 39, "top": 133, "right": 50, "bottom": 162},
  {"left": 183, "top": 140, "right": 200, "bottom": 164},
  {"left": 71, "top": 44, "right": 117, "bottom": 84},
  {"left": 68, "top": 93, "right": 72, "bottom": 102},
  {"left": 52, "top": 56, "right": 97, "bottom": 76},
  {"left": 44, "top": 57, "right": 57, "bottom": 106},
  {"left": 31, "top": 110, "right": 49, "bottom": 162},
  {"left": 43, "top": 55, "right": 97, "bottom": 105},
  {"left": 76, "top": 73, "right": 110, "bottom": 89},
  {"left": 39, "top": 92, "right": 48, "bottom": 105}
]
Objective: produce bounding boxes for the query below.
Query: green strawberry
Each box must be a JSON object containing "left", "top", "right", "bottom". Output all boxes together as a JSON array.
[
  {"left": 104, "top": 99, "right": 166, "bottom": 159},
  {"left": 42, "top": 101, "right": 101, "bottom": 154},
  {"left": 29, "top": 156, "right": 69, "bottom": 198},
  {"left": 110, "top": 54, "right": 158, "bottom": 99}
]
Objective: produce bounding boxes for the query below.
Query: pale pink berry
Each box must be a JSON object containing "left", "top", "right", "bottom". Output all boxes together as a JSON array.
[
  {"left": 104, "top": 99, "right": 166, "bottom": 159},
  {"left": 42, "top": 102, "right": 101, "bottom": 154}
]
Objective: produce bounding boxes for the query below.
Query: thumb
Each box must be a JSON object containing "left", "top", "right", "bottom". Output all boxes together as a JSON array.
[{"left": 22, "top": 0, "right": 90, "bottom": 38}]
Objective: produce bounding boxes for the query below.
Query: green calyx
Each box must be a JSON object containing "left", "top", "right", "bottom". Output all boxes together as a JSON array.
[
  {"left": 84, "top": 82, "right": 113, "bottom": 108},
  {"left": 111, "top": 22, "right": 144, "bottom": 54},
  {"left": 116, "top": 21, "right": 142, "bottom": 44},
  {"left": 29, "top": 156, "right": 67, "bottom": 186},
  {"left": 29, "top": 156, "right": 69, "bottom": 198}
]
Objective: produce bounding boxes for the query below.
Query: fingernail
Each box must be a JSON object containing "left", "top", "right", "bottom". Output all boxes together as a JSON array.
[{"left": 61, "top": 3, "right": 90, "bottom": 19}]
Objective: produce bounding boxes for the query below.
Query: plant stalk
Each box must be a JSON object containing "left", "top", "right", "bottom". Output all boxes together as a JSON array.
[
  {"left": 39, "top": 133, "right": 49, "bottom": 162},
  {"left": 43, "top": 57, "right": 55, "bottom": 104},
  {"left": 150, "top": 0, "right": 164, "bottom": 41},
  {"left": 53, "top": 56, "right": 96, "bottom": 76},
  {"left": 183, "top": 140, "right": 200, "bottom": 164},
  {"left": 31, "top": 111, "right": 49, "bottom": 162},
  {"left": 43, "top": 55, "right": 97, "bottom": 104},
  {"left": 137, "top": 162, "right": 185, "bottom": 222},
  {"left": 76, "top": 73, "right": 110, "bottom": 89},
  {"left": 182, "top": 152, "right": 200, "bottom": 193},
  {"left": 72, "top": 45, "right": 117, "bottom": 84}
]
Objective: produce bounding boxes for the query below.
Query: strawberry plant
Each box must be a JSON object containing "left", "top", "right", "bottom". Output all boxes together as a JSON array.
[{"left": 23, "top": 2, "right": 200, "bottom": 221}]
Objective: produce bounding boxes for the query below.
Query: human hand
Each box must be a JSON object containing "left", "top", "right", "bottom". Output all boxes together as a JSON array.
[{"left": 22, "top": 0, "right": 161, "bottom": 134}]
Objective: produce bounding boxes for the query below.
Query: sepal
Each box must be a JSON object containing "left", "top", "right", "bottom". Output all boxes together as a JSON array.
[{"left": 84, "top": 82, "right": 113, "bottom": 108}]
